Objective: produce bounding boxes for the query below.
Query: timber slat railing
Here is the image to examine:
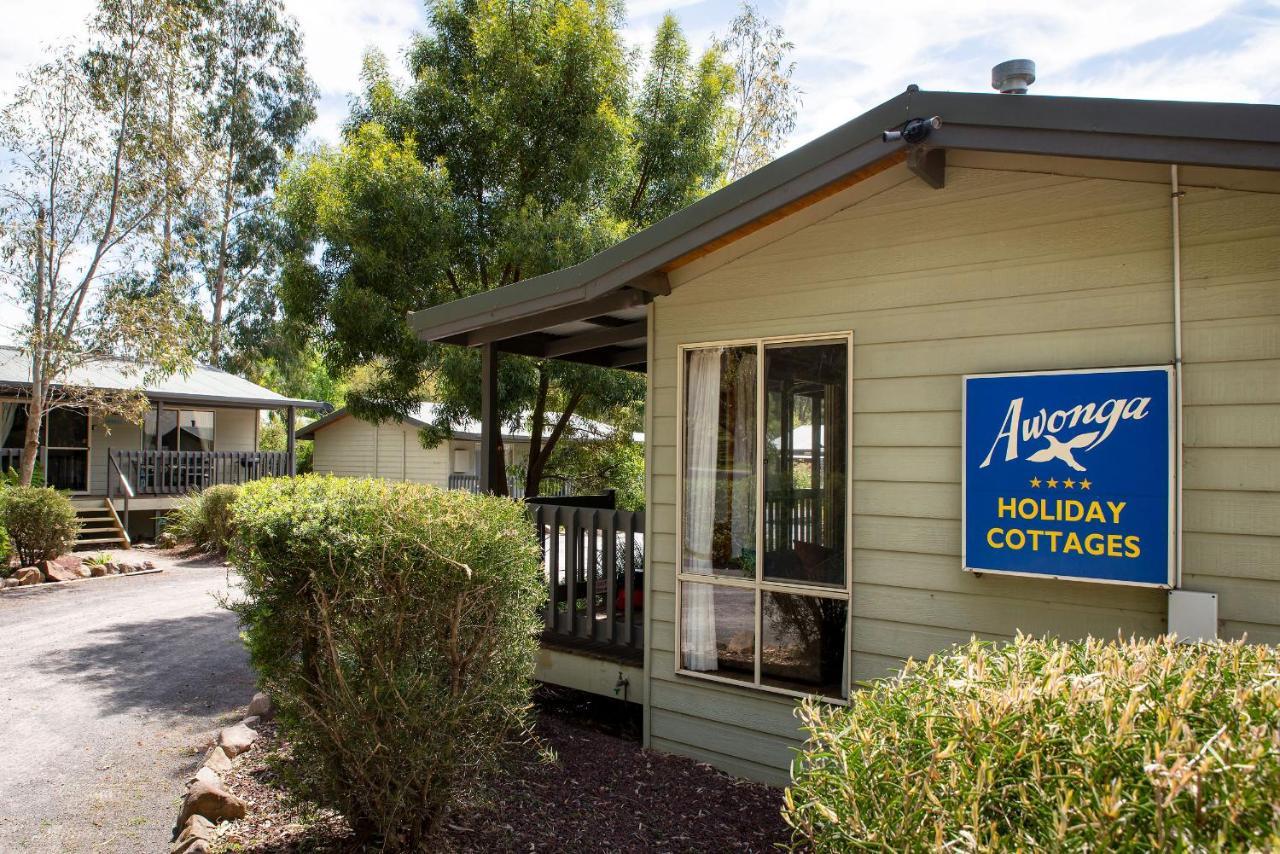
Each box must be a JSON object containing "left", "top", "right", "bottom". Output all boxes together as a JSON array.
[
  {"left": 448, "top": 472, "right": 574, "bottom": 500},
  {"left": 108, "top": 450, "right": 290, "bottom": 496},
  {"left": 531, "top": 502, "right": 644, "bottom": 654}
]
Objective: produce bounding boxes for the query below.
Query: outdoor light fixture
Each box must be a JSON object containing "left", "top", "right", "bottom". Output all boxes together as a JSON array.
[{"left": 882, "top": 116, "right": 941, "bottom": 144}]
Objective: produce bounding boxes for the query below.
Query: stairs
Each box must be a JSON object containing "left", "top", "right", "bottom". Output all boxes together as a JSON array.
[{"left": 71, "top": 499, "right": 131, "bottom": 550}]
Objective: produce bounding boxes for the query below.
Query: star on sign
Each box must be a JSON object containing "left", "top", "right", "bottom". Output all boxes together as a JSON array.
[
  {"left": 1030, "top": 477, "right": 1041, "bottom": 488},
  {"left": 1080, "top": 479, "right": 1092, "bottom": 490},
  {"left": 1046, "top": 478, "right": 1058, "bottom": 489},
  {"left": 1063, "top": 478, "right": 1076, "bottom": 489}
]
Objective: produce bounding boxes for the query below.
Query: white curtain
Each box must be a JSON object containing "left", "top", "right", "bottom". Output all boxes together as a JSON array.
[
  {"left": 682, "top": 348, "right": 722, "bottom": 671},
  {"left": 0, "top": 402, "right": 16, "bottom": 448}
]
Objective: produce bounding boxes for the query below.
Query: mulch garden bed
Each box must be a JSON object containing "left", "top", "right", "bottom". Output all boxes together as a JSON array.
[{"left": 211, "top": 688, "right": 792, "bottom": 853}]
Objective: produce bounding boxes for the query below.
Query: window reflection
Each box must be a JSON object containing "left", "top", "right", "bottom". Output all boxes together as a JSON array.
[
  {"left": 761, "top": 591, "right": 847, "bottom": 698},
  {"left": 680, "top": 582, "right": 755, "bottom": 681},
  {"left": 763, "top": 342, "right": 847, "bottom": 587}
]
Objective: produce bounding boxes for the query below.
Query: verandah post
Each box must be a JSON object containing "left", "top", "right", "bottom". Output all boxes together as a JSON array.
[{"left": 480, "top": 342, "right": 505, "bottom": 494}]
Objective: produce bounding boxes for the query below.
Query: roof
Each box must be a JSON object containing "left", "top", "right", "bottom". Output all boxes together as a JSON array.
[
  {"left": 408, "top": 87, "right": 1280, "bottom": 372},
  {"left": 294, "top": 401, "right": 639, "bottom": 443},
  {"left": 0, "top": 346, "right": 329, "bottom": 410}
]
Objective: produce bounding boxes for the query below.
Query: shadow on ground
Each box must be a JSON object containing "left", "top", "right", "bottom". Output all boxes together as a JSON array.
[{"left": 34, "top": 610, "right": 254, "bottom": 721}]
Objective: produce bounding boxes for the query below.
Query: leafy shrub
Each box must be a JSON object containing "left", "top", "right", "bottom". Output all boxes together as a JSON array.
[
  {"left": 1, "top": 486, "right": 79, "bottom": 565},
  {"left": 228, "top": 475, "right": 544, "bottom": 850},
  {"left": 785, "top": 635, "right": 1280, "bottom": 851},
  {"left": 166, "top": 484, "right": 240, "bottom": 552},
  {"left": 0, "top": 523, "right": 11, "bottom": 575}
]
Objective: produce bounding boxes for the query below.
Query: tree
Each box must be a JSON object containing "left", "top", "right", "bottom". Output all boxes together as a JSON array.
[
  {"left": 0, "top": 2, "right": 206, "bottom": 486},
  {"left": 717, "top": 2, "right": 800, "bottom": 181},
  {"left": 189, "top": 0, "right": 315, "bottom": 364},
  {"left": 279, "top": 0, "right": 783, "bottom": 496}
]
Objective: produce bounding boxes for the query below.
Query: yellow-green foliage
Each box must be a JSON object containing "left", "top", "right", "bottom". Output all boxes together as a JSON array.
[
  {"left": 785, "top": 635, "right": 1280, "bottom": 852},
  {"left": 166, "top": 484, "right": 240, "bottom": 553},
  {"left": 228, "top": 475, "right": 545, "bottom": 851}
]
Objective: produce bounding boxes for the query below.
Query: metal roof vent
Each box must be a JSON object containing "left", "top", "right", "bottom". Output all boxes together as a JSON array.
[{"left": 992, "top": 59, "right": 1036, "bottom": 94}]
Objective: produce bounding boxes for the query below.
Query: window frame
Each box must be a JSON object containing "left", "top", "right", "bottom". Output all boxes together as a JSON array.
[
  {"left": 142, "top": 407, "right": 217, "bottom": 452},
  {"left": 674, "top": 332, "right": 854, "bottom": 704}
]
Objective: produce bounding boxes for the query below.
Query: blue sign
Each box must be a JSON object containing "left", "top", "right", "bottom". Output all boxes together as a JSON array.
[{"left": 963, "top": 366, "right": 1175, "bottom": 587}]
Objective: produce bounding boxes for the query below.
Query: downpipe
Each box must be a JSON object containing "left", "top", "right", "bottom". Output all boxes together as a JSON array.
[{"left": 1170, "top": 165, "right": 1185, "bottom": 589}]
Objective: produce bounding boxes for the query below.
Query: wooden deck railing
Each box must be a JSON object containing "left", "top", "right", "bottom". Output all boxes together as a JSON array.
[
  {"left": 448, "top": 472, "right": 574, "bottom": 500},
  {"left": 531, "top": 502, "right": 644, "bottom": 657},
  {"left": 108, "top": 450, "right": 290, "bottom": 496},
  {"left": 764, "top": 487, "right": 827, "bottom": 551}
]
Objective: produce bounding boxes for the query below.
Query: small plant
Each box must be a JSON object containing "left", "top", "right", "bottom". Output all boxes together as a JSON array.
[
  {"left": 228, "top": 475, "right": 544, "bottom": 851},
  {"left": 785, "top": 634, "right": 1280, "bottom": 851},
  {"left": 1, "top": 486, "right": 79, "bottom": 565},
  {"left": 83, "top": 552, "right": 113, "bottom": 567},
  {"left": 166, "top": 484, "right": 240, "bottom": 553}
]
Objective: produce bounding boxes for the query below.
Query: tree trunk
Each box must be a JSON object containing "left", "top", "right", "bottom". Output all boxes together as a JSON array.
[
  {"left": 523, "top": 368, "right": 549, "bottom": 496},
  {"left": 20, "top": 208, "right": 47, "bottom": 487},
  {"left": 209, "top": 139, "right": 236, "bottom": 363},
  {"left": 524, "top": 387, "right": 585, "bottom": 497}
]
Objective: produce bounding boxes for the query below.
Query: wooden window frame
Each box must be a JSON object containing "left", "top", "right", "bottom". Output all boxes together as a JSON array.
[{"left": 674, "top": 332, "right": 854, "bottom": 704}]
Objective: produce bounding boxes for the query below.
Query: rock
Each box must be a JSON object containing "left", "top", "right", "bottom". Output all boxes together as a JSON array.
[
  {"left": 241, "top": 715, "right": 260, "bottom": 729},
  {"left": 218, "top": 721, "right": 258, "bottom": 758},
  {"left": 246, "top": 692, "right": 274, "bottom": 720},
  {"left": 14, "top": 567, "right": 43, "bottom": 586},
  {"left": 2, "top": 577, "right": 19, "bottom": 589},
  {"left": 190, "top": 765, "right": 221, "bottom": 790},
  {"left": 203, "top": 746, "right": 233, "bottom": 774},
  {"left": 156, "top": 532, "right": 178, "bottom": 548},
  {"left": 89, "top": 564, "right": 108, "bottom": 578},
  {"left": 44, "top": 557, "right": 88, "bottom": 582},
  {"left": 177, "top": 778, "right": 247, "bottom": 826},
  {"left": 143, "top": 560, "right": 156, "bottom": 570}
]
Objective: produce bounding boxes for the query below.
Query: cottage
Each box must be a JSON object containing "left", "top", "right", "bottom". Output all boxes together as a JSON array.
[
  {"left": 0, "top": 346, "right": 327, "bottom": 546},
  {"left": 297, "top": 402, "right": 628, "bottom": 497},
  {"left": 408, "top": 82, "right": 1280, "bottom": 783}
]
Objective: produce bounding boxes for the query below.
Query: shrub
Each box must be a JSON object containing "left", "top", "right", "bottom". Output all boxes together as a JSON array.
[
  {"left": 1, "top": 486, "right": 79, "bottom": 565},
  {"left": 0, "top": 524, "right": 11, "bottom": 575},
  {"left": 785, "top": 635, "right": 1280, "bottom": 852},
  {"left": 228, "top": 475, "right": 544, "bottom": 850},
  {"left": 166, "top": 484, "right": 240, "bottom": 552}
]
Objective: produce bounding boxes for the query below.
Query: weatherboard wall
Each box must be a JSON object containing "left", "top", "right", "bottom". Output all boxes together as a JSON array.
[
  {"left": 309, "top": 415, "right": 452, "bottom": 486},
  {"left": 643, "top": 158, "right": 1280, "bottom": 783}
]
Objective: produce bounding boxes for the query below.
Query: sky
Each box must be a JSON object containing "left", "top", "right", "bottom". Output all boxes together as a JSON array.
[
  {"left": 3, "top": 0, "right": 1278, "bottom": 151},
  {"left": 2, "top": 0, "right": 1279, "bottom": 344}
]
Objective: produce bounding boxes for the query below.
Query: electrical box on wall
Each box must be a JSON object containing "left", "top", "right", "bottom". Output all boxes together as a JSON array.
[{"left": 1167, "top": 590, "right": 1218, "bottom": 642}]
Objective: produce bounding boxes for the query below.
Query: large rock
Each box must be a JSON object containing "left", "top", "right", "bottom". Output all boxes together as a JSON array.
[
  {"left": 14, "top": 567, "right": 43, "bottom": 586},
  {"left": 171, "top": 813, "right": 216, "bottom": 854},
  {"left": 177, "top": 778, "right": 247, "bottom": 826},
  {"left": 191, "top": 765, "right": 221, "bottom": 790},
  {"left": 43, "top": 557, "right": 88, "bottom": 583},
  {"left": 88, "top": 563, "right": 108, "bottom": 578},
  {"left": 2, "top": 577, "right": 19, "bottom": 589},
  {"left": 203, "top": 746, "right": 233, "bottom": 774},
  {"left": 246, "top": 692, "right": 274, "bottom": 720},
  {"left": 218, "top": 721, "right": 259, "bottom": 758}
]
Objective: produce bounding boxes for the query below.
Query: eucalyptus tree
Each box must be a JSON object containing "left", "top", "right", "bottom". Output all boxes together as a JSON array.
[
  {"left": 0, "top": 0, "right": 207, "bottom": 486},
  {"left": 717, "top": 2, "right": 801, "bottom": 181},
  {"left": 190, "top": 0, "right": 315, "bottom": 364}
]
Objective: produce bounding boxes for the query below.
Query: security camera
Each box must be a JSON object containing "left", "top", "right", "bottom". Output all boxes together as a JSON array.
[{"left": 883, "top": 116, "right": 942, "bottom": 144}]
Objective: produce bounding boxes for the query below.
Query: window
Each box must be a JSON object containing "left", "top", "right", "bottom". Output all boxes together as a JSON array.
[
  {"left": 678, "top": 336, "right": 850, "bottom": 701},
  {"left": 45, "top": 408, "right": 90, "bottom": 492},
  {"left": 453, "top": 446, "right": 473, "bottom": 474},
  {"left": 143, "top": 408, "right": 214, "bottom": 451}
]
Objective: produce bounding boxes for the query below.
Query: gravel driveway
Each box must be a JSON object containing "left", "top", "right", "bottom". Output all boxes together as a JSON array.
[{"left": 0, "top": 550, "right": 254, "bottom": 853}]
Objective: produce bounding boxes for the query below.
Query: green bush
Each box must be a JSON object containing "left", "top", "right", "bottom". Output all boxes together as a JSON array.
[
  {"left": 228, "top": 475, "right": 544, "bottom": 850},
  {"left": 0, "top": 523, "right": 11, "bottom": 575},
  {"left": 166, "top": 484, "right": 240, "bottom": 552},
  {"left": 1, "top": 486, "right": 79, "bottom": 565},
  {"left": 785, "top": 635, "right": 1280, "bottom": 851}
]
